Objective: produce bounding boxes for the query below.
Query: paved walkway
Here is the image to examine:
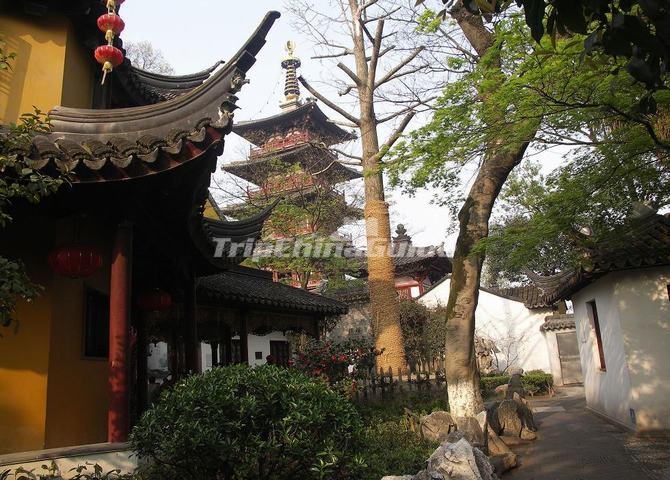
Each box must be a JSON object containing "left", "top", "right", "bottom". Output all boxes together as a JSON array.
[{"left": 505, "top": 388, "right": 670, "bottom": 480}]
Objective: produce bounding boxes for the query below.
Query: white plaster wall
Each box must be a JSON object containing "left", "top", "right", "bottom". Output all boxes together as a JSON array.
[
  {"left": 572, "top": 276, "right": 635, "bottom": 429},
  {"left": 613, "top": 266, "right": 670, "bottom": 431},
  {"left": 244, "top": 332, "right": 290, "bottom": 367},
  {"left": 147, "top": 342, "right": 168, "bottom": 372},
  {"left": 420, "top": 279, "right": 553, "bottom": 373}
]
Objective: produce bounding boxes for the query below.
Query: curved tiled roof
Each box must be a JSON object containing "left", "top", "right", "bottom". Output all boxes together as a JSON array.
[
  {"left": 540, "top": 314, "right": 576, "bottom": 332},
  {"left": 530, "top": 212, "right": 670, "bottom": 302},
  {"left": 487, "top": 285, "right": 553, "bottom": 309},
  {"left": 198, "top": 267, "right": 348, "bottom": 315},
  {"left": 4, "top": 12, "right": 281, "bottom": 183},
  {"left": 116, "top": 62, "right": 224, "bottom": 106}
]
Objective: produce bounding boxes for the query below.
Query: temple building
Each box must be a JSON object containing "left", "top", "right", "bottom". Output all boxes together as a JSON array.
[
  {"left": 221, "top": 42, "right": 362, "bottom": 290},
  {"left": 0, "top": 2, "right": 345, "bottom": 460}
]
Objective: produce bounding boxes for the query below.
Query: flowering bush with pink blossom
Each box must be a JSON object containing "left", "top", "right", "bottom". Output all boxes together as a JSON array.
[{"left": 292, "top": 338, "right": 381, "bottom": 392}]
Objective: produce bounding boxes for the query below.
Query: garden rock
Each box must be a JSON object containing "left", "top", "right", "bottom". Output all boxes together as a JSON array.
[
  {"left": 421, "top": 410, "right": 457, "bottom": 443},
  {"left": 412, "top": 470, "right": 444, "bottom": 480},
  {"left": 488, "top": 398, "right": 537, "bottom": 440},
  {"left": 494, "top": 384, "right": 508, "bottom": 396},
  {"left": 487, "top": 429, "right": 518, "bottom": 474},
  {"left": 505, "top": 373, "right": 526, "bottom": 399},
  {"left": 454, "top": 416, "right": 487, "bottom": 451},
  {"left": 382, "top": 476, "right": 414, "bottom": 480},
  {"left": 426, "top": 438, "right": 497, "bottom": 480}
]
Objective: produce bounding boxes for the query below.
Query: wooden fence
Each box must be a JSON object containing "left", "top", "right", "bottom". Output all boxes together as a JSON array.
[{"left": 352, "top": 359, "right": 448, "bottom": 402}]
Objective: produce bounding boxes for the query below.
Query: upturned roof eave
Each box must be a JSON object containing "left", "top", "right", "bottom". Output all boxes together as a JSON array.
[{"left": 12, "top": 12, "right": 281, "bottom": 183}]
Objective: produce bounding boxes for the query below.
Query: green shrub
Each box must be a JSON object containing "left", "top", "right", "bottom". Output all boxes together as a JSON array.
[
  {"left": 0, "top": 462, "right": 135, "bottom": 479},
  {"left": 131, "top": 365, "right": 366, "bottom": 480},
  {"left": 360, "top": 421, "right": 436, "bottom": 480},
  {"left": 522, "top": 370, "right": 554, "bottom": 396},
  {"left": 480, "top": 374, "right": 511, "bottom": 395},
  {"left": 479, "top": 371, "right": 554, "bottom": 396},
  {"left": 357, "top": 392, "right": 450, "bottom": 424}
]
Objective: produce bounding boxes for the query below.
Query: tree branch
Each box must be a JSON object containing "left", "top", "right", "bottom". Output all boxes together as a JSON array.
[
  {"left": 367, "top": 19, "right": 385, "bottom": 90},
  {"left": 374, "top": 46, "right": 425, "bottom": 90},
  {"left": 337, "top": 62, "right": 363, "bottom": 85},
  {"left": 298, "top": 76, "right": 361, "bottom": 126},
  {"left": 377, "top": 97, "right": 436, "bottom": 123},
  {"left": 371, "top": 111, "right": 416, "bottom": 163}
]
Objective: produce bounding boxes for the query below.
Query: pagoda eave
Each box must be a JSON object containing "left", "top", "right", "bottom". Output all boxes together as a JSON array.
[
  {"left": 223, "top": 144, "right": 362, "bottom": 186},
  {"left": 233, "top": 100, "right": 356, "bottom": 147}
]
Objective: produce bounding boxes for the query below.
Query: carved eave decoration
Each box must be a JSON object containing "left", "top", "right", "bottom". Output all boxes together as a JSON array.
[{"left": 7, "top": 11, "right": 281, "bottom": 184}]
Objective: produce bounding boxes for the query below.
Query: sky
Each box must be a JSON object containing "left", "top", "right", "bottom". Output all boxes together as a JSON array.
[{"left": 118, "top": 2, "right": 481, "bottom": 251}]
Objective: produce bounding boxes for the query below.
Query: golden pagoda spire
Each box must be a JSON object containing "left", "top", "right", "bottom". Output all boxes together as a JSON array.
[{"left": 280, "top": 40, "right": 302, "bottom": 110}]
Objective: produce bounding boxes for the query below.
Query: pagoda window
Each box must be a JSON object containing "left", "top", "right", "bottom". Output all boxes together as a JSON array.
[{"left": 83, "top": 287, "right": 110, "bottom": 359}]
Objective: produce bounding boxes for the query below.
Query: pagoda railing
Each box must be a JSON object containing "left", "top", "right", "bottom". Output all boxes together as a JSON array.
[{"left": 249, "top": 131, "right": 311, "bottom": 158}]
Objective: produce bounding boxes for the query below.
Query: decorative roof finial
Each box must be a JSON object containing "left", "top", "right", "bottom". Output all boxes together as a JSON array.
[
  {"left": 281, "top": 40, "right": 302, "bottom": 110},
  {"left": 394, "top": 224, "right": 412, "bottom": 246}
]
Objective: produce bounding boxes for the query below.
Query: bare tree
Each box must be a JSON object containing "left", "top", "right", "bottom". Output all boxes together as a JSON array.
[
  {"left": 124, "top": 40, "right": 175, "bottom": 75},
  {"left": 286, "top": 0, "right": 436, "bottom": 370}
]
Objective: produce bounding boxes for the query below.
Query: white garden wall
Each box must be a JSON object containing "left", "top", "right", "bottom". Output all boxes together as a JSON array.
[
  {"left": 573, "top": 266, "right": 670, "bottom": 432},
  {"left": 419, "top": 278, "right": 553, "bottom": 374}
]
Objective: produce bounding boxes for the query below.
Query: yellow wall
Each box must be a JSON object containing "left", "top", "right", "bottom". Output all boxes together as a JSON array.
[
  {"left": 0, "top": 12, "right": 92, "bottom": 124},
  {"left": 0, "top": 218, "right": 112, "bottom": 454},
  {"left": 204, "top": 199, "right": 222, "bottom": 220},
  {"left": 44, "top": 266, "right": 110, "bottom": 448},
  {"left": 0, "top": 229, "right": 54, "bottom": 453}
]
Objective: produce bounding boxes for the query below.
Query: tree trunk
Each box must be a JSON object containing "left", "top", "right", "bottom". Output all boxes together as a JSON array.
[
  {"left": 445, "top": 148, "right": 530, "bottom": 417},
  {"left": 360, "top": 110, "right": 407, "bottom": 370},
  {"left": 349, "top": 0, "right": 406, "bottom": 371},
  {"left": 442, "top": 0, "right": 538, "bottom": 418}
]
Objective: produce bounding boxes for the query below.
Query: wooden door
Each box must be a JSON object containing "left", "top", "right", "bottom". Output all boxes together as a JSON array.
[
  {"left": 556, "top": 331, "right": 583, "bottom": 385},
  {"left": 270, "top": 340, "right": 290, "bottom": 367}
]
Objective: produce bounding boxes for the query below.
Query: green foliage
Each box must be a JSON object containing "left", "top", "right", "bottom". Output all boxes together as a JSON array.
[
  {"left": 522, "top": 370, "right": 554, "bottom": 396},
  {"left": 131, "top": 365, "right": 367, "bottom": 480},
  {"left": 360, "top": 421, "right": 436, "bottom": 480},
  {"left": 397, "top": 300, "right": 446, "bottom": 364},
  {"left": 480, "top": 374, "right": 511, "bottom": 395},
  {"left": 416, "top": 0, "right": 668, "bottom": 92},
  {"left": 1, "top": 108, "right": 66, "bottom": 332},
  {"left": 479, "top": 371, "right": 554, "bottom": 396},
  {"left": 390, "top": 15, "right": 669, "bottom": 281},
  {"left": 357, "top": 392, "right": 450, "bottom": 423},
  {"left": 0, "top": 461, "right": 134, "bottom": 480},
  {"left": 355, "top": 393, "right": 445, "bottom": 479}
]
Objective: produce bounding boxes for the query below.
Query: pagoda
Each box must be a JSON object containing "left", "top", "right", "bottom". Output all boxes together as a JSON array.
[{"left": 222, "top": 41, "right": 361, "bottom": 238}]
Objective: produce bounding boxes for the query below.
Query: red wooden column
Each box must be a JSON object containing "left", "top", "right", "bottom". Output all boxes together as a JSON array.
[
  {"left": 108, "top": 223, "right": 133, "bottom": 443},
  {"left": 183, "top": 273, "right": 201, "bottom": 374}
]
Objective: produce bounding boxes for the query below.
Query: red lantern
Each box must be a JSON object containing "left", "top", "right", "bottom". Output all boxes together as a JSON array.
[
  {"left": 96, "top": 0, "right": 126, "bottom": 85},
  {"left": 138, "top": 289, "right": 172, "bottom": 312},
  {"left": 97, "top": 13, "right": 125, "bottom": 43},
  {"left": 95, "top": 45, "right": 124, "bottom": 85},
  {"left": 48, "top": 245, "right": 104, "bottom": 279}
]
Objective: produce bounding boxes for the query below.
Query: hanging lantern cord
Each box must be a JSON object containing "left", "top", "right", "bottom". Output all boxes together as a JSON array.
[{"left": 96, "top": 0, "right": 125, "bottom": 85}]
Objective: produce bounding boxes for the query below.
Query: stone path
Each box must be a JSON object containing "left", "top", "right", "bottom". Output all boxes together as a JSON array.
[{"left": 505, "top": 388, "right": 670, "bottom": 480}]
